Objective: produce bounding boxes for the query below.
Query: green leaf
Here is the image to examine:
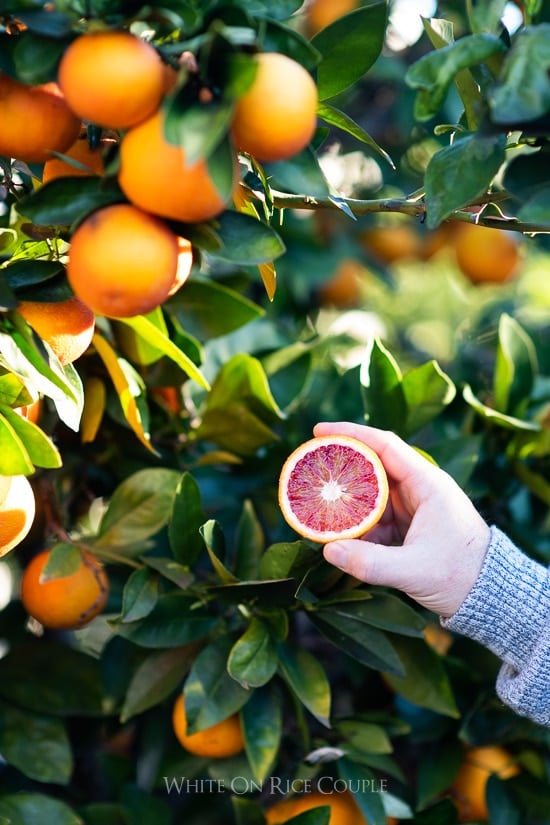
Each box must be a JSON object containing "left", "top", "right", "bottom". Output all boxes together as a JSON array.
[
  {"left": 96, "top": 468, "right": 181, "bottom": 550},
  {"left": 234, "top": 499, "right": 265, "bottom": 580},
  {"left": 0, "top": 412, "right": 34, "bottom": 474},
  {"left": 168, "top": 277, "right": 264, "bottom": 341},
  {"left": 336, "top": 719, "right": 392, "bottom": 754},
  {"left": 241, "top": 685, "right": 283, "bottom": 784},
  {"left": 338, "top": 758, "right": 387, "bottom": 825},
  {"left": 312, "top": 2, "right": 388, "bottom": 101},
  {"left": 168, "top": 472, "right": 207, "bottom": 566},
  {"left": 120, "top": 567, "right": 159, "bottom": 623},
  {"left": 0, "top": 701, "right": 72, "bottom": 785},
  {"left": 494, "top": 313, "right": 538, "bottom": 416},
  {"left": 383, "top": 636, "right": 459, "bottom": 717},
  {"left": 401, "top": 360, "right": 456, "bottom": 435},
  {"left": 183, "top": 636, "right": 250, "bottom": 732},
  {"left": 113, "top": 315, "right": 209, "bottom": 390},
  {"left": 111, "top": 593, "right": 217, "bottom": 649},
  {"left": 164, "top": 92, "right": 234, "bottom": 165},
  {"left": 259, "top": 541, "right": 321, "bottom": 581},
  {"left": 316, "top": 102, "right": 395, "bottom": 168},
  {"left": 416, "top": 740, "right": 463, "bottom": 810},
  {"left": 4, "top": 259, "right": 65, "bottom": 292},
  {"left": 207, "top": 579, "right": 298, "bottom": 608},
  {"left": 323, "top": 592, "right": 426, "bottom": 638},
  {"left": 0, "top": 372, "right": 30, "bottom": 408},
  {"left": 17, "top": 177, "right": 123, "bottom": 228},
  {"left": 405, "top": 33, "right": 506, "bottom": 121},
  {"left": 207, "top": 210, "right": 286, "bottom": 265},
  {"left": 41, "top": 543, "right": 82, "bottom": 580},
  {"left": 424, "top": 134, "right": 506, "bottom": 228},
  {"left": 141, "top": 557, "right": 194, "bottom": 589},
  {"left": 120, "top": 646, "right": 197, "bottom": 723},
  {"left": 517, "top": 187, "right": 550, "bottom": 227},
  {"left": 277, "top": 642, "right": 331, "bottom": 727},
  {"left": 0, "top": 404, "right": 61, "bottom": 469},
  {"left": 0, "top": 793, "right": 82, "bottom": 825},
  {"left": 265, "top": 147, "right": 330, "bottom": 198},
  {"left": 360, "top": 336, "right": 406, "bottom": 434},
  {"left": 488, "top": 24, "right": 550, "bottom": 124},
  {"left": 227, "top": 618, "right": 278, "bottom": 688},
  {"left": 463, "top": 383, "right": 540, "bottom": 431},
  {"left": 310, "top": 609, "right": 405, "bottom": 676},
  {"left": 201, "top": 519, "right": 239, "bottom": 584}
]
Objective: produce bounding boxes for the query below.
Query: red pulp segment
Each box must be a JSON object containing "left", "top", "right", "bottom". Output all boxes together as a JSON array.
[{"left": 285, "top": 442, "right": 381, "bottom": 534}]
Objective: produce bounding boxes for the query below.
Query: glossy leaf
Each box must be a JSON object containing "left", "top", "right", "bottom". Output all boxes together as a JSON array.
[
  {"left": 168, "top": 277, "right": 264, "bottom": 341},
  {"left": 17, "top": 177, "right": 123, "bottom": 228},
  {"left": 383, "top": 637, "right": 459, "bottom": 718},
  {"left": 494, "top": 313, "right": 538, "bottom": 416},
  {"left": 207, "top": 210, "right": 286, "bottom": 265},
  {"left": 401, "top": 360, "right": 456, "bottom": 435},
  {"left": 241, "top": 685, "right": 283, "bottom": 784},
  {"left": 317, "top": 101, "right": 395, "bottom": 168},
  {"left": 111, "top": 594, "right": 217, "bottom": 649},
  {"left": 277, "top": 642, "right": 331, "bottom": 727},
  {"left": 234, "top": 499, "right": 265, "bottom": 580},
  {"left": 120, "top": 567, "right": 159, "bottom": 623},
  {"left": 168, "top": 472, "right": 207, "bottom": 566},
  {"left": 183, "top": 636, "right": 251, "bottom": 732},
  {"left": 0, "top": 412, "right": 34, "bottom": 474},
  {"left": 489, "top": 24, "right": 550, "bottom": 123},
  {"left": 0, "top": 403, "right": 61, "bottom": 468},
  {"left": 120, "top": 646, "right": 197, "bottom": 723},
  {"left": 265, "top": 147, "right": 330, "bottom": 198},
  {"left": 259, "top": 541, "right": 321, "bottom": 581},
  {"left": 463, "top": 384, "right": 540, "bottom": 432},
  {"left": 360, "top": 336, "right": 406, "bottom": 434},
  {"left": 0, "top": 701, "right": 72, "bottom": 785},
  {"left": 96, "top": 468, "right": 181, "bottom": 550},
  {"left": 338, "top": 758, "right": 387, "bottom": 825},
  {"left": 227, "top": 618, "right": 278, "bottom": 688},
  {"left": 201, "top": 518, "right": 239, "bottom": 583},
  {"left": 424, "top": 134, "right": 506, "bottom": 227},
  {"left": 312, "top": 2, "right": 388, "bottom": 101},
  {"left": 0, "top": 793, "right": 82, "bottom": 825}
]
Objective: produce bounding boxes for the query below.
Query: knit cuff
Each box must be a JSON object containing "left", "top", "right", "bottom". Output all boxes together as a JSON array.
[{"left": 441, "top": 525, "right": 550, "bottom": 672}]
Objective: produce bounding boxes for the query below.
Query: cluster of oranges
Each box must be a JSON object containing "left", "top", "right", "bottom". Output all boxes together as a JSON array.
[{"left": 1, "top": 29, "right": 318, "bottom": 322}]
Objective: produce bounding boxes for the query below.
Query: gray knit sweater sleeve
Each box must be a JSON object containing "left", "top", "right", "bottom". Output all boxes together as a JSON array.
[{"left": 441, "top": 526, "right": 550, "bottom": 727}]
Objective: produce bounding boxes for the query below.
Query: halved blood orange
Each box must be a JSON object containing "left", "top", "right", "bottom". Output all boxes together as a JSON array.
[{"left": 278, "top": 435, "right": 389, "bottom": 543}]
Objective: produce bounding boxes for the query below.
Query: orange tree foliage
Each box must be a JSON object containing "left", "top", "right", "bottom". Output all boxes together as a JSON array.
[{"left": 0, "top": 1, "right": 550, "bottom": 824}]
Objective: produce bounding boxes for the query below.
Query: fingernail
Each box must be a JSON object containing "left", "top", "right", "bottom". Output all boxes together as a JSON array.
[{"left": 324, "top": 542, "right": 348, "bottom": 569}]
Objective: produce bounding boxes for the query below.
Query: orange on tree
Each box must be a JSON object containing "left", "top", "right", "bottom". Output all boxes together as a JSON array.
[
  {"left": 305, "top": 0, "right": 359, "bottom": 34},
  {"left": 0, "top": 74, "right": 81, "bottom": 164},
  {"left": 265, "top": 790, "right": 370, "bottom": 825},
  {"left": 450, "top": 745, "right": 520, "bottom": 822},
  {"left": 118, "top": 109, "right": 236, "bottom": 223},
  {"left": 278, "top": 434, "right": 389, "bottom": 543},
  {"left": 453, "top": 223, "right": 521, "bottom": 284},
  {"left": 57, "top": 30, "right": 165, "bottom": 130},
  {"left": 230, "top": 52, "right": 318, "bottom": 163},
  {"left": 17, "top": 295, "right": 95, "bottom": 365},
  {"left": 0, "top": 474, "right": 36, "bottom": 556},
  {"left": 14, "top": 397, "right": 42, "bottom": 425},
  {"left": 42, "top": 133, "right": 112, "bottom": 183},
  {"left": 360, "top": 223, "right": 424, "bottom": 265},
  {"left": 167, "top": 236, "right": 194, "bottom": 297},
  {"left": 20, "top": 547, "right": 109, "bottom": 630},
  {"left": 318, "top": 258, "right": 364, "bottom": 308},
  {"left": 66, "top": 203, "right": 180, "bottom": 318},
  {"left": 172, "top": 693, "right": 244, "bottom": 758}
]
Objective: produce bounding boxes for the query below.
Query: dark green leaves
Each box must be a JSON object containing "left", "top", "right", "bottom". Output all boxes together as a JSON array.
[{"left": 488, "top": 24, "right": 550, "bottom": 124}]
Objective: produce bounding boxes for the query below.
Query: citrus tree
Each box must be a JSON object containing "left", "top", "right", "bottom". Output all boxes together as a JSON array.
[{"left": 0, "top": 1, "right": 549, "bottom": 823}]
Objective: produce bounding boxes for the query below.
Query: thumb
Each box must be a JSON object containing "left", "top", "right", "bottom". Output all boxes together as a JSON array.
[{"left": 323, "top": 539, "right": 408, "bottom": 589}]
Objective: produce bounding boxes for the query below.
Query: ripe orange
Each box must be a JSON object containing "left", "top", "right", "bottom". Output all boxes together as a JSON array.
[
  {"left": 0, "top": 74, "right": 81, "bottom": 164},
  {"left": 118, "top": 109, "right": 236, "bottom": 223},
  {"left": 278, "top": 435, "right": 389, "bottom": 543},
  {"left": 17, "top": 295, "right": 95, "bottom": 365},
  {"left": 453, "top": 223, "right": 520, "bottom": 284},
  {"left": 230, "top": 52, "right": 318, "bottom": 163},
  {"left": 451, "top": 746, "right": 520, "bottom": 822},
  {"left": 0, "top": 474, "right": 36, "bottom": 556},
  {"left": 306, "top": 0, "right": 358, "bottom": 34},
  {"left": 265, "top": 790, "right": 366, "bottom": 825},
  {"left": 42, "top": 133, "right": 111, "bottom": 183},
  {"left": 14, "top": 397, "right": 42, "bottom": 425},
  {"left": 172, "top": 694, "right": 244, "bottom": 758},
  {"left": 361, "top": 224, "right": 424, "bottom": 265},
  {"left": 319, "top": 258, "right": 363, "bottom": 307},
  {"left": 57, "top": 30, "right": 165, "bottom": 130},
  {"left": 167, "top": 236, "right": 193, "bottom": 297},
  {"left": 66, "top": 203, "right": 180, "bottom": 318},
  {"left": 21, "top": 547, "right": 109, "bottom": 630}
]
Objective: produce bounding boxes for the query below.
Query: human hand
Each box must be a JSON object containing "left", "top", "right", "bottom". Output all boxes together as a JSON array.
[{"left": 314, "top": 421, "right": 491, "bottom": 617}]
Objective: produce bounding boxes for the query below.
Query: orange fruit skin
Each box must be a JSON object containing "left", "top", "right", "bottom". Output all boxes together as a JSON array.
[
  {"left": 15, "top": 397, "right": 42, "bottom": 425},
  {"left": 66, "top": 204, "right": 180, "bottom": 318},
  {"left": 451, "top": 746, "right": 520, "bottom": 822},
  {"left": 231, "top": 52, "right": 318, "bottom": 163},
  {"left": 167, "top": 237, "right": 193, "bottom": 297},
  {"left": 57, "top": 31, "right": 165, "bottom": 130},
  {"left": 319, "top": 259, "right": 363, "bottom": 307},
  {"left": 278, "top": 434, "right": 389, "bottom": 543},
  {"left": 306, "top": 0, "right": 358, "bottom": 34},
  {"left": 265, "top": 791, "right": 367, "bottom": 825},
  {"left": 21, "top": 547, "right": 109, "bottom": 630},
  {"left": 42, "top": 134, "right": 110, "bottom": 183},
  {"left": 118, "top": 110, "right": 235, "bottom": 223},
  {"left": 0, "top": 74, "right": 81, "bottom": 164},
  {"left": 0, "top": 475, "right": 36, "bottom": 556},
  {"left": 453, "top": 223, "right": 520, "bottom": 284},
  {"left": 17, "top": 295, "right": 95, "bottom": 365},
  {"left": 361, "top": 224, "right": 423, "bottom": 265},
  {"left": 172, "top": 694, "right": 244, "bottom": 758}
]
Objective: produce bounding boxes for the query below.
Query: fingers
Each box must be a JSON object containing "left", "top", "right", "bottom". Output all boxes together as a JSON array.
[
  {"left": 323, "top": 539, "right": 406, "bottom": 589},
  {"left": 313, "top": 421, "right": 443, "bottom": 489}
]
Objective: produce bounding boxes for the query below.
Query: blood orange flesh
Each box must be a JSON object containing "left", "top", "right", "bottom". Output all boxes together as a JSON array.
[{"left": 278, "top": 435, "right": 389, "bottom": 542}]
